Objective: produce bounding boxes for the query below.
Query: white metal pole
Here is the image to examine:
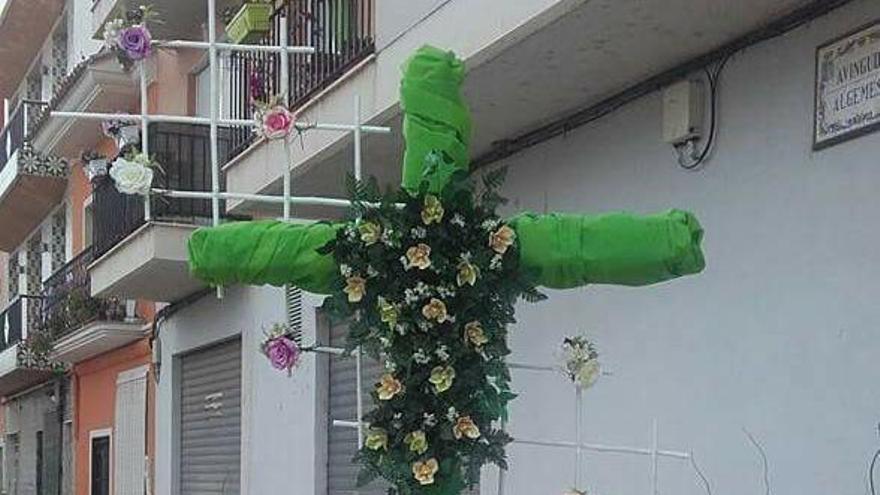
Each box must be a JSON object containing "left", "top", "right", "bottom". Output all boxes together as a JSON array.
[
  {"left": 355, "top": 347, "right": 364, "bottom": 449},
  {"left": 651, "top": 418, "right": 659, "bottom": 495},
  {"left": 139, "top": 61, "right": 151, "bottom": 221},
  {"left": 280, "top": 14, "right": 291, "bottom": 221},
  {"left": 575, "top": 386, "right": 583, "bottom": 490},
  {"left": 207, "top": 0, "right": 224, "bottom": 299},
  {"left": 353, "top": 94, "right": 363, "bottom": 181},
  {"left": 4, "top": 98, "right": 10, "bottom": 158},
  {"left": 498, "top": 418, "right": 508, "bottom": 495}
]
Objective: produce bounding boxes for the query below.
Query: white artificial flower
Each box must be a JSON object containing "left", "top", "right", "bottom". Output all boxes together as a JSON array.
[
  {"left": 110, "top": 156, "right": 154, "bottom": 195},
  {"left": 423, "top": 413, "right": 437, "bottom": 427},
  {"left": 435, "top": 345, "right": 450, "bottom": 361},
  {"left": 414, "top": 282, "right": 429, "bottom": 295},
  {"left": 446, "top": 406, "right": 458, "bottom": 421},
  {"left": 339, "top": 264, "right": 352, "bottom": 277},
  {"left": 490, "top": 254, "right": 504, "bottom": 271},
  {"left": 404, "top": 289, "right": 419, "bottom": 304},
  {"left": 103, "top": 19, "right": 125, "bottom": 48},
  {"left": 413, "top": 348, "right": 430, "bottom": 364},
  {"left": 451, "top": 213, "right": 465, "bottom": 227},
  {"left": 367, "top": 265, "right": 379, "bottom": 278},
  {"left": 481, "top": 218, "right": 500, "bottom": 231},
  {"left": 394, "top": 324, "right": 407, "bottom": 336},
  {"left": 410, "top": 226, "right": 427, "bottom": 239}
]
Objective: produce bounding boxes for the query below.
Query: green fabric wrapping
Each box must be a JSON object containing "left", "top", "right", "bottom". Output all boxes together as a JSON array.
[
  {"left": 187, "top": 220, "right": 340, "bottom": 295},
  {"left": 510, "top": 209, "right": 705, "bottom": 289},
  {"left": 400, "top": 45, "right": 471, "bottom": 193}
]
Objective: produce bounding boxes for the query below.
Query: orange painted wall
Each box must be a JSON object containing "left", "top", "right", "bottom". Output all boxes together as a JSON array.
[{"left": 72, "top": 339, "right": 154, "bottom": 495}]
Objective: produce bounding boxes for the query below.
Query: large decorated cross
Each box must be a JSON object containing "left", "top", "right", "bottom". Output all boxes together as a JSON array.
[{"left": 187, "top": 46, "right": 705, "bottom": 494}]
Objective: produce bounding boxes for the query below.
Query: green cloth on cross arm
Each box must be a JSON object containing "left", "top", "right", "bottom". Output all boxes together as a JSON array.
[
  {"left": 400, "top": 45, "right": 471, "bottom": 193},
  {"left": 188, "top": 220, "right": 340, "bottom": 295},
  {"left": 510, "top": 209, "right": 705, "bottom": 289},
  {"left": 188, "top": 210, "right": 704, "bottom": 294}
]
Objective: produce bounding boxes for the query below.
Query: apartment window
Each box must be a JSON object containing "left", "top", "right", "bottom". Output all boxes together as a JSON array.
[
  {"left": 89, "top": 432, "right": 111, "bottom": 495},
  {"left": 51, "top": 207, "right": 66, "bottom": 273},
  {"left": 83, "top": 200, "right": 94, "bottom": 249},
  {"left": 26, "top": 236, "right": 41, "bottom": 296},
  {"left": 52, "top": 21, "right": 69, "bottom": 90},
  {"left": 26, "top": 68, "right": 42, "bottom": 102},
  {"left": 6, "top": 252, "right": 17, "bottom": 302},
  {"left": 35, "top": 431, "right": 43, "bottom": 495}
]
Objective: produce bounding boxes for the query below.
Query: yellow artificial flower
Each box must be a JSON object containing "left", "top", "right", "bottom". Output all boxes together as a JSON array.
[
  {"left": 358, "top": 221, "right": 382, "bottom": 245},
  {"left": 377, "top": 297, "right": 399, "bottom": 328},
  {"left": 453, "top": 415, "right": 481, "bottom": 440},
  {"left": 404, "top": 430, "right": 429, "bottom": 455},
  {"left": 405, "top": 243, "right": 432, "bottom": 270},
  {"left": 429, "top": 365, "right": 456, "bottom": 393},
  {"left": 343, "top": 275, "right": 366, "bottom": 303},
  {"left": 489, "top": 224, "right": 516, "bottom": 254},
  {"left": 365, "top": 428, "right": 388, "bottom": 451},
  {"left": 421, "top": 298, "right": 448, "bottom": 323},
  {"left": 421, "top": 194, "right": 445, "bottom": 225},
  {"left": 456, "top": 260, "right": 479, "bottom": 287},
  {"left": 376, "top": 373, "right": 403, "bottom": 400},
  {"left": 412, "top": 458, "right": 439, "bottom": 486},
  {"left": 464, "top": 321, "right": 489, "bottom": 349}
]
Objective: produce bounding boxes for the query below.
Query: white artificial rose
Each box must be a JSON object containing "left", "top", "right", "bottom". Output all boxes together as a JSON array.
[
  {"left": 110, "top": 157, "right": 154, "bottom": 195},
  {"left": 575, "top": 359, "right": 600, "bottom": 389}
]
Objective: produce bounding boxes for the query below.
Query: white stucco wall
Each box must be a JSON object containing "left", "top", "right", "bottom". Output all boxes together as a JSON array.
[
  {"left": 154, "top": 285, "right": 326, "bottom": 495},
  {"left": 489, "top": 2, "right": 880, "bottom": 494}
]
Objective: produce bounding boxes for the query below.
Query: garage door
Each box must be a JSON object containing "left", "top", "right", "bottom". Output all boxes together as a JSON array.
[{"left": 180, "top": 338, "right": 242, "bottom": 495}]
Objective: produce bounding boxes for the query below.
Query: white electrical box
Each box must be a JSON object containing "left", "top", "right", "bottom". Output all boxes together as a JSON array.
[{"left": 662, "top": 79, "right": 704, "bottom": 144}]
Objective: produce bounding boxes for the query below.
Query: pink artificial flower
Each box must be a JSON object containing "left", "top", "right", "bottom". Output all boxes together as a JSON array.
[
  {"left": 258, "top": 105, "right": 295, "bottom": 140},
  {"left": 264, "top": 335, "right": 301, "bottom": 371}
]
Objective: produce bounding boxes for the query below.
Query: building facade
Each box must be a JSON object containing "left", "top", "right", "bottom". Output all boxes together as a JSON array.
[{"left": 1, "top": 0, "right": 879, "bottom": 495}]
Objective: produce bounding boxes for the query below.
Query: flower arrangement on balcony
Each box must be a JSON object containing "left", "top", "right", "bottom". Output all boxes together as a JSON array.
[
  {"left": 222, "top": 0, "right": 274, "bottom": 44},
  {"left": 109, "top": 152, "right": 161, "bottom": 196},
  {"left": 102, "top": 6, "right": 159, "bottom": 69}
]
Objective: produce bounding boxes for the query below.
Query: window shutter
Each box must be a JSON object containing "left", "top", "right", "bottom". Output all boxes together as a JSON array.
[{"left": 114, "top": 366, "right": 147, "bottom": 495}]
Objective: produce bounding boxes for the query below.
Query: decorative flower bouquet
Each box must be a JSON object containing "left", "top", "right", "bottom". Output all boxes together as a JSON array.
[
  {"left": 315, "top": 156, "right": 546, "bottom": 494},
  {"left": 559, "top": 336, "right": 600, "bottom": 389},
  {"left": 102, "top": 6, "right": 159, "bottom": 69},
  {"left": 109, "top": 152, "right": 161, "bottom": 196},
  {"left": 81, "top": 150, "right": 109, "bottom": 181}
]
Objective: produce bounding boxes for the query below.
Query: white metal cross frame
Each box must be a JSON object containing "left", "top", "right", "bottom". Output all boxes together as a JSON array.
[
  {"left": 315, "top": 345, "right": 704, "bottom": 495},
  {"left": 49, "top": 0, "right": 384, "bottom": 475}
]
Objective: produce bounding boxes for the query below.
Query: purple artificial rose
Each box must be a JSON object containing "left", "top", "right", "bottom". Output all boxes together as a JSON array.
[
  {"left": 118, "top": 25, "right": 152, "bottom": 61},
  {"left": 265, "top": 335, "right": 301, "bottom": 372}
]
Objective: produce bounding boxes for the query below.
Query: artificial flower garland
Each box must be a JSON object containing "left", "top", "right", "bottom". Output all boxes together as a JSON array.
[{"left": 318, "top": 159, "right": 546, "bottom": 494}]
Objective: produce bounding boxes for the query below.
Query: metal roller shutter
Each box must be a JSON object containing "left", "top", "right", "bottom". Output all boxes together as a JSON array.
[
  {"left": 180, "top": 338, "right": 242, "bottom": 495},
  {"left": 327, "top": 323, "right": 387, "bottom": 494}
]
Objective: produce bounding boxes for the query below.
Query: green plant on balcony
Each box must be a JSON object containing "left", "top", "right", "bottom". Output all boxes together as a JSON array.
[
  {"left": 43, "top": 290, "right": 118, "bottom": 340},
  {"left": 222, "top": 0, "right": 274, "bottom": 44}
]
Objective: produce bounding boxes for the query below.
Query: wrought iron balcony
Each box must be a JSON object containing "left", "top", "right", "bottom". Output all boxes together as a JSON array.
[
  {"left": 0, "top": 295, "right": 54, "bottom": 396},
  {"left": 40, "top": 246, "right": 146, "bottom": 364},
  {"left": 0, "top": 99, "right": 68, "bottom": 251},
  {"left": 226, "top": 0, "right": 376, "bottom": 158},
  {"left": 89, "top": 122, "right": 240, "bottom": 302}
]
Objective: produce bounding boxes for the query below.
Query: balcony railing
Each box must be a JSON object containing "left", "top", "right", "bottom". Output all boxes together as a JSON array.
[
  {"left": 40, "top": 247, "right": 126, "bottom": 340},
  {"left": 0, "top": 295, "right": 42, "bottom": 353},
  {"left": 0, "top": 99, "right": 48, "bottom": 173},
  {"left": 226, "top": 0, "right": 376, "bottom": 157},
  {"left": 93, "top": 123, "right": 234, "bottom": 259}
]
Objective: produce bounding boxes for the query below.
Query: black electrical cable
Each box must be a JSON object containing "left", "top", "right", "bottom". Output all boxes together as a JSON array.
[{"left": 676, "top": 54, "right": 732, "bottom": 170}]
